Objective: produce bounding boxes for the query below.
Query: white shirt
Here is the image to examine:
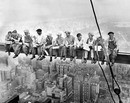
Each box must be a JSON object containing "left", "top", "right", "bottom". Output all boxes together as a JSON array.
[
  {"left": 36, "top": 35, "right": 44, "bottom": 44},
  {"left": 32, "top": 36, "right": 37, "bottom": 47},
  {"left": 74, "top": 38, "right": 84, "bottom": 47},
  {"left": 35, "top": 35, "right": 46, "bottom": 46},
  {"left": 87, "top": 38, "right": 95, "bottom": 46}
]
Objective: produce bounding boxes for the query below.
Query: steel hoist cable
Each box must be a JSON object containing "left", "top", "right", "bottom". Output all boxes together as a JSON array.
[
  {"left": 89, "top": 0, "right": 122, "bottom": 103},
  {"left": 96, "top": 46, "right": 116, "bottom": 103},
  {"left": 89, "top": 0, "right": 102, "bottom": 38}
]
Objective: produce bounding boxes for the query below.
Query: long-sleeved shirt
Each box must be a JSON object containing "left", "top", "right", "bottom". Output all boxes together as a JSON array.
[
  {"left": 35, "top": 35, "right": 46, "bottom": 46},
  {"left": 46, "top": 36, "right": 53, "bottom": 46},
  {"left": 107, "top": 37, "right": 118, "bottom": 50},
  {"left": 24, "top": 34, "right": 33, "bottom": 43},
  {"left": 5, "top": 34, "right": 12, "bottom": 44},
  {"left": 55, "top": 37, "right": 64, "bottom": 46},
  {"left": 74, "top": 38, "right": 84, "bottom": 48},
  {"left": 83, "top": 38, "right": 95, "bottom": 50},
  {"left": 11, "top": 33, "right": 22, "bottom": 43},
  {"left": 32, "top": 36, "right": 37, "bottom": 47},
  {"left": 64, "top": 35, "right": 75, "bottom": 46}
]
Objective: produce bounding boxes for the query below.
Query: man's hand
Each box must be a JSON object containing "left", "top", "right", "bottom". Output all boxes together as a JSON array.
[
  {"left": 117, "top": 49, "right": 119, "bottom": 53},
  {"left": 89, "top": 46, "right": 93, "bottom": 49},
  {"left": 74, "top": 46, "right": 77, "bottom": 49}
]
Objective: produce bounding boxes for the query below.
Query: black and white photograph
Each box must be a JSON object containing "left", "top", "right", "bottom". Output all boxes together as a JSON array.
[{"left": 0, "top": 0, "right": 130, "bottom": 103}]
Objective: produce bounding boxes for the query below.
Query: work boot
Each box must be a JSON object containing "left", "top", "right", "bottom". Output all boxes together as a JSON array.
[
  {"left": 37, "top": 56, "right": 41, "bottom": 60},
  {"left": 84, "top": 58, "right": 87, "bottom": 63},
  {"left": 106, "top": 62, "right": 109, "bottom": 65},
  {"left": 101, "top": 61, "right": 104, "bottom": 65},
  {"left": 8, "top": 52, "right": 10, "bottom": 56},
  {"left": 31, "top": 55, "right": 35, "bottom": 60},
  {"left": 54, "top": 55, "right": 57, "bottom": 59},
  {"left": 39, "top": 56, "right": 45, "bottom": 60},
  {"left": 13, "top": 55, "right": 18, "bottom": 58},
  {"left": 111, "top": 59, "right": 115, "bottom": 65},
  {"left": 111, "top": 63, "right": 114, "bottom": 66},
  {"left": 50, "top": 57, "right": 52, "bottom": 62},
  {"left": 63, "top": 57, "right": 66, "bottom": 61},
  {"left": 73, "top": 57, "right": 76, "bottom": 63},
  {"left": 25, "top": 53, "right": 28, "bottom": 56},
  {"left": 91, "top": 59, "right": 94, "bottom": 64},
  {"left": 60, "top": 57, "right": 63, "bottom": 60},
  {"left": 70, "top": 57, "right": 73, "bottom": 61},
  {"left": 93, "top": 60, "right": 97, "bottom": 64}
]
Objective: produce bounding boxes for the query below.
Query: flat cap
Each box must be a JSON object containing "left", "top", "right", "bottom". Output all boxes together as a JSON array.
[
  {"left": 88, "top": 32, "right": 94, "bottom": 36},
  {"left": 65, "top": 31, "right": 70, "bottom": 34},
  {"left": 36, "top": 29, "right": 42, "bottom": 32},
  {"left": 24, "top": 29, "right": 29, "bottom": 33},
  {"left": 108, "top": 32, "right": 114, "bottom": 35}
]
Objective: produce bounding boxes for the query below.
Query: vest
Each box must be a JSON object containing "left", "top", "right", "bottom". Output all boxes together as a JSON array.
[{"left": 108, "top": 38, "right": 117, "bottom": 50}]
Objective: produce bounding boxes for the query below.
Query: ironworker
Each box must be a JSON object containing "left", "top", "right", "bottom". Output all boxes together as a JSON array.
[
  {"left": 74, "top": 33, "right": 84, "bottom": 62},
  {"left": 64, "top": 31, "right": 75, "bottom": 61},
  {"left": 44, "top": 33, "right": 53, "bottom": 62},
  {"left": 30, "top": 35, "right": 37, "bottom": 59},
  {"left": 94, "top": 37, "right": 106, "bottom": 65},
  {"left": 107, "top": 32, "right": 119, "bottom": 66},
  {"left": 84, "top": 32, "right": 95, "bottom": 63},
  {"left": 22, "top": 30, "right": 33, "bottom": 56},
  {"left": 11, "top": 30, "right": 23, "bottom": 58},
  {"left": 31, "top": 29, "right": 46, "bottom": 60},
  {"left": 5, "top": 31, "right": 13, "bottom": 55},
  {"left": 51, "top": 32, "right": 65, "bottom": 61}
]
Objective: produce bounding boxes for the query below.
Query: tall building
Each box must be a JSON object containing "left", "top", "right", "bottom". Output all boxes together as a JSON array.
[
  {"left": 73, "top": 72, "right": 100, "bottom": 103},
  {"left": 83, "top": 77, "right": 91, "bottom": 103},
  {"left": 74, "top": 76, "right": 81, "bottom": 103}
]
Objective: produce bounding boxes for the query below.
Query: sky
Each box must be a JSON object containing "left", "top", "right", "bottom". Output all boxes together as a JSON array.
[
  {"left": 0, "top": 0, "right": 130, "bottom": 23},
  {"left": 0, "top": 0, "right": 130, "bottom": 42}
]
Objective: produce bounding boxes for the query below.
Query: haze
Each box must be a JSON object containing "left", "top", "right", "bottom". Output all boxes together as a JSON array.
[{"left": 0, "top": 0, "right": 130, "bottom": 44}]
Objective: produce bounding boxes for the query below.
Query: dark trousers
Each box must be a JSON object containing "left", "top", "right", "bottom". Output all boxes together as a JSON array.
[
  {"left": 5, "top": 44, "right": 11, "bottom": 52},
  {"left": 22, "top": 43, "right": 32, "bottom": 55},
  {"left": 75, "top": 47, "right": 83, "bottom": 58},
  {"left": 50, "top": 46, "right": 64, "bottom": 57},
  {"left": 62, "top": 46, "right": 75, "bottom": 57},
  {"left": 47, "top": 47, "right": 53, "bottom": 57},
  {"left": 94, "top": 50, "right": 105, "bottom": 62},
  {"left": 22, "top": 44, "right": 29, "bottom": 55},
  {"left": 32, "top": 47, "right": 37, "bottom": 57},
  {"left": 109, "top": 49, "right": 117, "bottom": 63},
  {"left": 12, "top": 43, "right": 22, "bottom": 56}
]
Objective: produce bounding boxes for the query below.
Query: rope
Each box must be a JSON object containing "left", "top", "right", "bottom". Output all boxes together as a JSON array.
[
  {"left": 96, "top": 47, "right": 116, "bottom": 103},
  {"left": 90, "top": 0, "right": 102, "bottom": 38},
  {"left": 108, "top": 63, "right": 123, "bottom": 103},
  {"left": 89, "top": 0, "right": 122, "bottom": 102}
]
